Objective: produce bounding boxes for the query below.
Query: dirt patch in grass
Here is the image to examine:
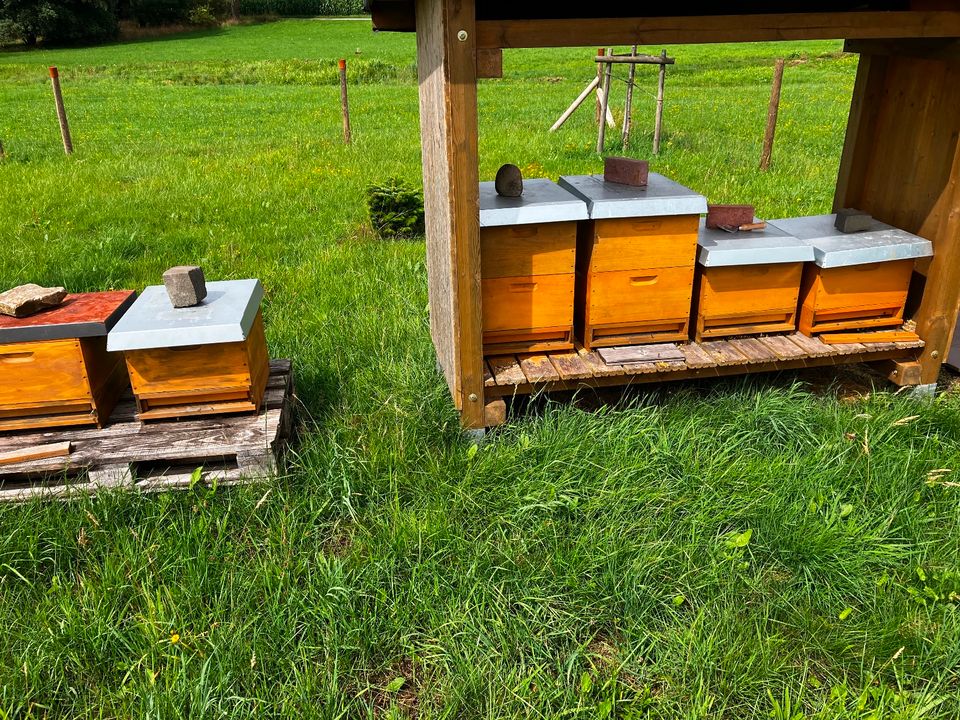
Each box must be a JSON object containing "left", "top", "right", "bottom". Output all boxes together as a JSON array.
[{"left": 370, "top": 657, "right": 422, "bottom": 718}]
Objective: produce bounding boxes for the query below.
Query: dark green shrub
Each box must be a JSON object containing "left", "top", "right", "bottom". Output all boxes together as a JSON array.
[
  {"left": 0, "top": 0, "right": 118, "bottom": 45},
  {"left": 366, "top": 178, "right": 425, "bottom": 240},
  {"left": 237, "top": 0, "right": 363, "bottom": 16},
  {"left": 128, "top": 0, "right": 192, "bottom": 25}
]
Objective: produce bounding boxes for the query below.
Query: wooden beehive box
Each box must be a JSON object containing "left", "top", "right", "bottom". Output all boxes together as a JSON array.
[
  {"left": 558, "top": 173, "right": 707, "bottom": 349},
  {"left": 769, "top": 215, "right": 933, "bottom": 337},
  {"left": 0, "top": 291, "right": 136, "bottom": 432},
  {"left": 694, "top": 220, "right": 814, "bottom": 341},
  {"left": 479, "top": 178, "right": 588, "bottom": 354},
  {"left": 107, "top": 279, "right": 270, "bottom": 421}
]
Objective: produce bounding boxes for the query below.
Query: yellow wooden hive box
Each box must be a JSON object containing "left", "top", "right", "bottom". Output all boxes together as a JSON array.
[
  {"left": 107, "top": 279, "right": 269, "bottom": 421},
  {"left": 0, "top": 291, "right": 136, "bottom": 432},
  {"left": 559, "top": 173, "right": 707, "bottom": 349}
]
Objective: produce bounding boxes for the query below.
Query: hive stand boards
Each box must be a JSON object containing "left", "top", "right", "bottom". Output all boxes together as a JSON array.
[{"left": 389, "top": 0, "right": 960, "bottom": 428}]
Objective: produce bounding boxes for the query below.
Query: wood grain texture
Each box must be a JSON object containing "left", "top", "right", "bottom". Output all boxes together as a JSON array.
[
  {"left": 835, "top": 49, "right": 960, "bottom": 383},
  {"left": 475, "top": 12, "right": 960, "bottom": 49},
  {"left": 417, "top": 0, "right": 484, "bottom": 426},
  {"left": 480, "top": 223, "right": 576, "bottom": 278}
]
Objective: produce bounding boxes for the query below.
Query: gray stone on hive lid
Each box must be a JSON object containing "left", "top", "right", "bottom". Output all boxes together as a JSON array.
[
  {"left": 479, "top": 178, "right": 588, "bottom": 227},
  {"left": 557, "top": 172, "right": 707, "bottom": 220},
  {"left": 697, "top": 218, "right": 814, "bottom": 267},
  {"left": 107, "top": 279, "right": 263, "bottom": 352},
  {"left": 768, "top": 214, "right": 933, "bottom": 268}
]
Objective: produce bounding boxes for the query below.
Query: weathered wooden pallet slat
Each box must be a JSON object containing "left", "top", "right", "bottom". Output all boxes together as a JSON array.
[
  {"left": 0, "top": 360, "right": 294, "bottom": 502},
  {"left": 483, "top": 334, "right": 925, "bottom": 390},
  {"left": 549, "top": 352, "right": 594, "bottom": 380}
]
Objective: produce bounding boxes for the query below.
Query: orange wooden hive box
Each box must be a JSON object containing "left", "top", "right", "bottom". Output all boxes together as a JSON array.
[
  {"left": 693, "top": 219, "right": 815, "bottom": 341},
  {"left": 107, "top": 279, "right": 269, "bottom": 421},
  {"left": 0, "top": 290, "right": 136, "bottom": 432},
  {"left": 769, "top": 215, "right": 933, "bottom": 337},
  {"left": 558, "top": 173, "right": 707, "bottom": 349},
  {"left": 479, "top": 178, "right": 588, "bottom": 354}
]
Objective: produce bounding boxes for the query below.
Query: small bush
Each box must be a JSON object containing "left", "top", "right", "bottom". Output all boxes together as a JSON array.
[{"left": 366, "top": 178, "right": 425, "bottom": 240}]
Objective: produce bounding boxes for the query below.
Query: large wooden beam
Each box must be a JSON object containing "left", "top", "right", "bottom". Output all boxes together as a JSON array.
[
  {"left": 835, "top": 48, "right": 960, "bottom": 385},
  {"left": 416, "top": 0, "right": 485, "bottom": 428},
  {"left": 475, "top": 11, "right": 960, "bottom": 49}
]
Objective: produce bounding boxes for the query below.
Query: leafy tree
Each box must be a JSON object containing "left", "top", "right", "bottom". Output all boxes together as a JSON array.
[{"left": 0, "top": 0, "right": 118, "bottom": 45}]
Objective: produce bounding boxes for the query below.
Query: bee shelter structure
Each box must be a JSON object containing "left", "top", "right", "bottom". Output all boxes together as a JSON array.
[{"left": 369, "top": 0, "right": 960, "bottom": 430}]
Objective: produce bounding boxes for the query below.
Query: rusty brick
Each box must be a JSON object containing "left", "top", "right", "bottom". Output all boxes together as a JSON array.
[
  {"left": 603, "top": 156, "right": 649, "bottom": 187},
  {"left": 706, "top": 204, "right": 755, "bottom": 229}
]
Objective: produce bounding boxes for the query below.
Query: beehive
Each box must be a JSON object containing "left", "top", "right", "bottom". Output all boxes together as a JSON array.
[
  {"left": 558, "top": 173, "right": 707, "bottom": 348},
  {"left": 0, "top": 291, "right": 136, "bottom": 432},
  {"left": 479, "top": 178, "right": 588, "bottom": 354},
  {"left": 769, "top": 215, "right": 933, "bottom": 336},
  {"left": 694, "top": 220, "right": 814, "bottom": 341},
  {"left": 107, "top": 279, "right": 269, "bottom": 420}
]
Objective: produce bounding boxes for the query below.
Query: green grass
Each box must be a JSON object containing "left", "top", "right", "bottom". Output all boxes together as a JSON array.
[{"left": 1, "top": 18, "right": 959, "bottom": 719}]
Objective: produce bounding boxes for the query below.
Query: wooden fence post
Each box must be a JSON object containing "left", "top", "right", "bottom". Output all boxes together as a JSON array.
[
  {"left": 621, "top": 45, "right": 637, "bottom": 148},
  {"left": 338, "top": 59, "right": 352, "bottom": 145},
  {"left": 760, "top": 58, "right": 786, "bottom": 171},
  {"left": 596, "top": 53, "right": 613, "bottom": 153},
  {"left": 595, "top": 47, "right": 605, "bottom": 125},
  {"left": 652, "top": 49, "right": 667, "bottom": 155},
  {"left": 49, "top": 67, "right": 73, "bottom": 155}
]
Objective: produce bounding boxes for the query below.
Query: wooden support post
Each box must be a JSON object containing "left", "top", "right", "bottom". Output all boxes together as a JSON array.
[
  {"left": 834, "top": 48, "right": 960, "bottom": 386},
  {"left": 595, "top": 47, "right": 605, "bottom": 125},
  {"left": 596, "top": 53, "right": 613, "bottom": 153},
  {"left": 760, "top": 58, "right": 785, "bottom": 171},
  {"left": 551, "top": 76, "right": 601, "bottom": 132},
  {"left": 621, "top": 45, "right": 637, "bottom": 148},
  {"left": 338, "top": 59, "right": 352, "bottom": 144},
  {"left": 652, "top": 49, "right": 667, "bottom": 155},
  {"left": 49, "top": 67, "right": 73, "bottom": 155},
  {"left": 416, "top": 0, "right": 484, "bottom": 429}
]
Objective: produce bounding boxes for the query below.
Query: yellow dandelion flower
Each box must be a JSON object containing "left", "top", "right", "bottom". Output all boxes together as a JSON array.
[{"left": 170, "top": 633, "right": 180, "bottom": 645}]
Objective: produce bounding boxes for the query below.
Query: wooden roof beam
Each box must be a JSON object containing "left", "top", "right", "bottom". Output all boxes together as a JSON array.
[{"left": 475, "top": 11, "right": 960, "bottom": 48}]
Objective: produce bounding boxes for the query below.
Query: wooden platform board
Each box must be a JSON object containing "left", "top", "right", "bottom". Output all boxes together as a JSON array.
[
  {"left": 483, "top": 333, "right": 924, "bottom": 397},
  {"left": 0, "top": 360, "right": 294, "bottom": 502}
]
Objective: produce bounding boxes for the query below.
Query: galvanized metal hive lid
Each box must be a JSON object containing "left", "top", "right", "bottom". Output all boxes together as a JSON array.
[
  {"left": 768, "top": 214, "right": 933, "bottom": 268},
  {"left": 479, "top": 178, "right": 589, "bottom": 227},
  {"left": 0, "top": 290, "right": 137, "bottom": 344},
  {"left": 557, "top": 172, "right": 707, "bottom": 220},
  {"left": 697, "top": 219, "right": 814, "bottom": 267},
  {"left": 107, "top": 279, "right": 264, "bottom": 352}
]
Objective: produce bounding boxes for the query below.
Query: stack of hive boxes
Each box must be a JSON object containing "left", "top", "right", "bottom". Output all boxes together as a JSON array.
[
  {"left": 479, "top": 179, "right": 588, "bottom": 354},
  {"left": 558, "top": 171, "right": 707, "bottom": 349}
]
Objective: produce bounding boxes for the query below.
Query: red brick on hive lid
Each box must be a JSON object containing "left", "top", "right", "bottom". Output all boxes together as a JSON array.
[
  {"left": 706, "top": 204, "right": 755, "bottom": 230},
  {"left": 603, "top": 157, "right": 649, "bottom": 187}
]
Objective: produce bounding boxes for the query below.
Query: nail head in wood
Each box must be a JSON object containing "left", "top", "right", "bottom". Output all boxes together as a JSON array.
[{"left": 162, "top": 266, "right": 207, "bottom": 308}]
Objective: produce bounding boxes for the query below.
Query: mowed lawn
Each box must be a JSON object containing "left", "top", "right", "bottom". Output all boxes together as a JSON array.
[{"left": 2, "top": 19, "right": 960, "bottom": 718}]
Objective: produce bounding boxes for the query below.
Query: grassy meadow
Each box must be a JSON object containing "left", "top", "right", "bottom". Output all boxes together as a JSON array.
[{"left": 1, "top": 19, "right": 960, "bottom": 718}]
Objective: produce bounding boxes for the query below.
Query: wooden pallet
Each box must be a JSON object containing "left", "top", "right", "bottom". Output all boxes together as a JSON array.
[
  {"left": 0, "top": 360, "right": 294, "bottom": 502},
  {"left": 483, "top": 333, "right": 924, "bottom": 397}
]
